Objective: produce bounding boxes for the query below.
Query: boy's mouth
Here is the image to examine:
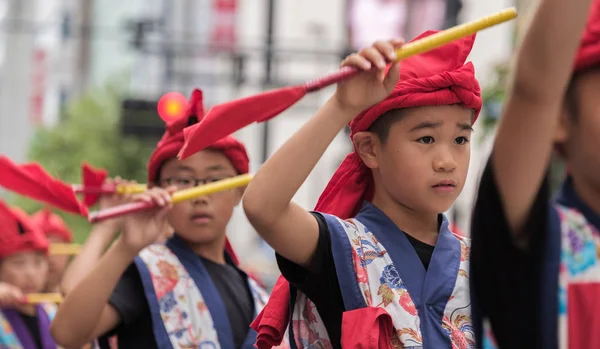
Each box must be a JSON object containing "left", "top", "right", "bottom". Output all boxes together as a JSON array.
[
  {"left": 190, "top": 212, "right": 213, "bottom": 224},
  {"left": 432, "top": 179, "right": 457, "bottom": 192}
]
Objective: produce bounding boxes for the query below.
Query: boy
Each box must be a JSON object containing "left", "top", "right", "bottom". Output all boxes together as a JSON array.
[
  {"left": 30, "top": 208, "right": 73, "bottom": 293},
  {"left": 468, "top": 0, "right": 597, "bottom": 348},
  {"left": 0, "top": 201, "right": 58, "bottom": 349},
  {"left": 244, "top": 33, "right": 481, "bottom": 348},
  {"left": 51, "top": 89, "right": 272, "bottom": 349}
]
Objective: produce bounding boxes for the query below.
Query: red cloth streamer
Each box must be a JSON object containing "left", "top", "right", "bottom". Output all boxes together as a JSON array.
[
  {"left": 567, "top": 283, "right": 600, "bottom": 349},
  {"left": 81, "top": 163, "right": 109, "bottom": 207},
  {"left": 148, "top": 88, "right": 250, "bottom": 184},
  {"left": 179, "top": 87, "right": 305, "bottom": 158},
  {"left": 574, "top": 0, "right": 600, "bottom": 72},
  {"left": 30, "top": 207, "right": 73, "bottom": 243},
  {"left": 0, "top": 201, "right": 49, "bottom": 258},
  {"left": 253, "top": 31, "right": 482, "bottom": 348},
  {"left": 0, "top": 156, "right": 88, "bottom": 216},
  {"left": 340, "top": 307, "right": 395, "bottom": 349},
  {"left": 178, "top": 66, "right": 361, "bottom": 159},
  {"left": 250, "top": 276, "right": 291, "bottom": 349}
]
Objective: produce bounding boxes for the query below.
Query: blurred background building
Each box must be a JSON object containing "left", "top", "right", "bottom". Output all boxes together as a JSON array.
[{"left": 0, "top": 0, "right": 531, "bottom": 285}]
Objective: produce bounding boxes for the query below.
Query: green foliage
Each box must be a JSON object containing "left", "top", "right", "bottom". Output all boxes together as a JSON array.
[
  {"left": 479, "top": 62, "right": 510, "bottom": 140},
  {"left": 9, "top": 85, "right": 155, "bottom": 243}
]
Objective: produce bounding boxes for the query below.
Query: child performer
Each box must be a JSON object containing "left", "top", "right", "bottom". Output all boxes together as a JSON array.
[
  {"left": 0, "top": 201, "right": 58, "bottom": 349},
  {"left": 244, "top": 33, "right": 481, "bottom": 348},
  {"left": 51, "top": 89, "right": 275, "bottom": 349},
  {"left": 469, "top": 0, "right": 598, "bottom": 348},
  {"left": 29, "top": 209, "right": 73, "bottom": 293}
]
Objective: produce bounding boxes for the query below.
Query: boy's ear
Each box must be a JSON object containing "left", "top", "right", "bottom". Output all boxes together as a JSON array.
[{"left": 353, "top": 132, "right": 380, "bottom": 169}]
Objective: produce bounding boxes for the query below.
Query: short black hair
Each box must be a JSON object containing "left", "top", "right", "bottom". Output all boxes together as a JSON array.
[{"left": 367, "top": 109, "right": 408, "bottom": 144}]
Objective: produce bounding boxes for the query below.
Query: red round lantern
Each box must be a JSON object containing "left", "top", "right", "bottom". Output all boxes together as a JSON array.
[{"left": 157, "top": 92, "right": 188, "bottom": 122}]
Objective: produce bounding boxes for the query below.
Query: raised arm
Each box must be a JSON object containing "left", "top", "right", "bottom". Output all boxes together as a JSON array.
[
  {"left": 51, "top": 188, "right": 172, "bottom": 348},
  {"left": 243, "top": 39, "right": 402, "bottom": 267},
  {"left": 492, "top": 0, "right": 592, "bottom": 238},
  {"left": 60, "top": 179, "right": 131, "bottom": 294}
]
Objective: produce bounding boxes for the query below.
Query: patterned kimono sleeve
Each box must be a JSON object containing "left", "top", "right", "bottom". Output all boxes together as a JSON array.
[{"left": 470, "top": 156, "right": 551, "bottom": 349}]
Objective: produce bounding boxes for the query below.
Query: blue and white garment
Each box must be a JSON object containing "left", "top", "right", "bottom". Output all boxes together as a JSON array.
[
  {"left": 288, "top": 202, "right": 474, "bottom": 349},
  {"left": 134, "top": 236, "right": 287, "bottom": 349}
]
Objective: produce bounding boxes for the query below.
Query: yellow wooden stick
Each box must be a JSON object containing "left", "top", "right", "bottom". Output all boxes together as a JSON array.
[
  {"left": 25, "top": 293, "right": 63, "bottom": 304},
  {"left": 88, "top": 174, "right": 254, "bottom": 222},
  {"left": 171, "top": 174, "right": 253, "bottom": 204},
  {"left": 115, "top": 184, "right": 147, "bottom": 194},
  {"left": 49, "top": 243, "right": 81, "bottom": 256},
  {"left": 395, "top": 7, "right": 517, "bottom": 60}
]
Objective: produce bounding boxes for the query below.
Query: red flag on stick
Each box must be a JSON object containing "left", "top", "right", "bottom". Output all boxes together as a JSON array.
[
  {"left": 80, "top": 163, "right": 109, "bottom": 207},
  {"left": 178, "top": 71, "right": 355, "bottom": 158},
  {"left": 0, "top": 156, "right": 88, "bottom": 216}
]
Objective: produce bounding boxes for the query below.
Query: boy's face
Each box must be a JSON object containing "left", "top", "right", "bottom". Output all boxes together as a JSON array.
[
  {"left": 356, "top": 105, "right": 473, "bottom": 214},
  {"left": 0, "top": 251, "right": 49, "bottom": 294},
  {"left": 46, "top": 235, "right": 69, "bottom": 291},
  {"left": 159, "top": 150, "right": 243, "bottom": 246},
  {"left": 558, "top": 69, "right": 600, "bottom": 199}
]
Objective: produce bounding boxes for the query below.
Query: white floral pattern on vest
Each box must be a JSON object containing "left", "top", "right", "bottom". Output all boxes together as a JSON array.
[{"left": 137, "top": 243, "right": 277, "bottom": 349}]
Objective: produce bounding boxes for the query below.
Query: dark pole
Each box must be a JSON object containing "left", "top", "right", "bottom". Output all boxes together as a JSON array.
[
  {"left": 261, "top": 0, "right": 276, "bottom": 163},
  {"left": 162, "top": 0, "right": 174, "bottom": 92},
  {"left": 444, "top": 0, "right": 463, "bottom": 29}
]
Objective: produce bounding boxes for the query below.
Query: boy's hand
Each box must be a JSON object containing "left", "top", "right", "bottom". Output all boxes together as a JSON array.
[
  {"left": 118, "top": 186, "right": 175, "bottom": 254},
  {"left": 334, "top": 38, "right": 404, "bottom": 119},
  {"left": 0, "top": 283, "right": 25, "bottom": 308},
  {"left": 95, "top": 177, "right": 135, "bottom": 232}
]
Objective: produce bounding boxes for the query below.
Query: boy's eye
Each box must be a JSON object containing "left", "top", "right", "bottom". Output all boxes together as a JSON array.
[
  {"left": 455, "top": 136, "right": 470, "bottom": 145},
  {"left": 170, "top": 178, "right": 193, "bottom": 186},
  {"left": 417, "top": 136, "right": 435, "bottom": 144}
]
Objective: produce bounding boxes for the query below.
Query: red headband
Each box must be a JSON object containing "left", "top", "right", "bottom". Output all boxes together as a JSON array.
[
  {"left": 30, "top": 208, "right": 73, "bottom": 243},
  {"left": 0, "top": 202, "right": 49, "bottom": 258},
  {"left": 574, "top": 0, "right": 600, "bottom": 72}
]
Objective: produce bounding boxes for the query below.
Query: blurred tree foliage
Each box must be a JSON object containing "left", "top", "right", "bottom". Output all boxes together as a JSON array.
[{"left": 9, "top": 84, "right": 155, "bottom": 242}]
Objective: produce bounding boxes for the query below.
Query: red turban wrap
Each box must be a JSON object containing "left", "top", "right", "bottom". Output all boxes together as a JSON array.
[
  {"left": 0, "top": 202, "right": 49, "bottom": 258},
  {"left": 314, "top": 30, "right": 482, "bottom": 219},
  {"left": 147, "top": 89, "right": 250, "bottom": 184},
  {"left": 574, "top": 0, "right": 600, "bottom": 72},
  {"left": 30, "top": 208, "right": 73, "bottom": 243}
]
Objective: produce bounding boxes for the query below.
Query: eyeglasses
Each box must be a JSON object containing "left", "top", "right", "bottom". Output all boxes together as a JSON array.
[{"left": 159, "top": 176, "right": 235, "bottom": 190}]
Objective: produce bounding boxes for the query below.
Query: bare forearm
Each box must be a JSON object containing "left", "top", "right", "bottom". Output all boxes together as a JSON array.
[
  {"left": 493, "top": 0, "right": 592, "bottom": 235},
  {"left": 244, "top": 97, "right": 357, "bottom": 223},
  {"left": 61, "top": 225, "right": 116, "bottom": 294},
  {"left": 52, "top": 239, "right": 135, "bottom": 343},
  {"left": 512, "top": 0, "right": 591, "bottom": 101}
]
